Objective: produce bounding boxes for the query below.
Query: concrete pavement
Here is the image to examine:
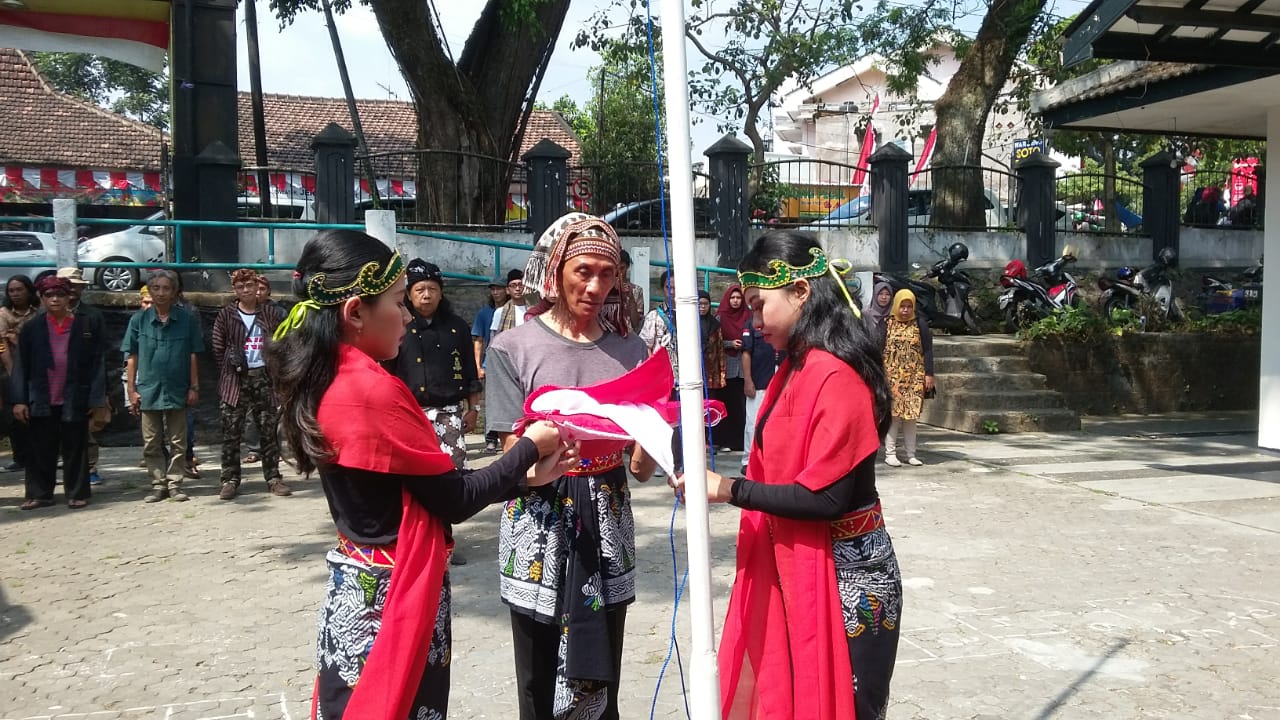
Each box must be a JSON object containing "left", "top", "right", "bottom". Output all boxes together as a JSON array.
[{"left": 1, "top": 411, "right": 1277, "bottom": 719}]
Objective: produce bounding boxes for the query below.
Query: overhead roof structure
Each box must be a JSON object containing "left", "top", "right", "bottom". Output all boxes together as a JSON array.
[{"left": 1062, "top": 0, "right": 1280, "bottom": 69}]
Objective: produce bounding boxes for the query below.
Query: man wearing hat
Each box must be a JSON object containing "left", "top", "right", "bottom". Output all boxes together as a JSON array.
[
  {"left": 489, "top": 268, "right": 527, "bottom": 342},
  {"left": 11, "top": 275, "right": 107, "bottom": 509},
  {"left": 472, "top": 274, "right": 509, "bottom": 454},
  {"left": 390, "top": 259, "right": 482, "bottom": 564},
  {"left": 56, "top": 267, "right": 110, "bottom": 485}
]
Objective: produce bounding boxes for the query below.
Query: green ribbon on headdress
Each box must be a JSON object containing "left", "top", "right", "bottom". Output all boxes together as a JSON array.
[
  {"left": 272, "top": 251, "right": 405, "bottom": 341},
  {"left": 273, "top": 299, "right": 321, "bottom": 342}
]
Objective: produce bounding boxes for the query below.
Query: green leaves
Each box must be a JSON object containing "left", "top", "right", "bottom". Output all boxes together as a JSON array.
[{"left": 31, "top": 52, "right": 169, "bottom": 130}]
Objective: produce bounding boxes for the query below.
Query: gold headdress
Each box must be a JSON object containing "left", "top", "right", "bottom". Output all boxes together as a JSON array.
[{"left": 737, "top": 246, "right": 861, "bottom": 318}]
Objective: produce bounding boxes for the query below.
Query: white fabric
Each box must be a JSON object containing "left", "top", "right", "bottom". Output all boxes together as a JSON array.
[
  {"left": 741, "top": 391, "right": 762, "bottom": 468},
  {"left": 530, "top": 388, "right": 676, "bottom": 476},
  {"left": 490, "top": 303, "right": 528, "bottom": 333},
  {"left": 239, "top": 310, "right": 265, "bottom": 369}
]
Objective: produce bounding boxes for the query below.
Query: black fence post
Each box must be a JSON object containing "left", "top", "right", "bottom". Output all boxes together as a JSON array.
[
  {"left": 870, "top": 143, "right": 911, "bottom": 272},
  {"left": 312, "top": 123, "right": 357, "bottom": 225},
  {"left": 1255, "top": 164, "right": 1265, "bottom": 229},
  {"left": 705, "top": 135, "right": 752, "bottom": 268},
  {"left": 192, "top": 141, "right": 241, "bottom": 289},
  {"left": 1016, "top": 153, "right": 1061, "bottom": 266},
  {"left": 523, "top": 139, "right": 571, "bottom": 240},
  {"left": 1141, "top": 150, "right": 1181, "bottom": 260}
]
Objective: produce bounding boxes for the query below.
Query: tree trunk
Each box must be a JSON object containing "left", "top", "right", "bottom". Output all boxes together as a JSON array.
[
  {"left": 932, "top": 0, "right": 1047, "bottom": 229},
  {"left": 368, "top": 0, "right": 570, "bottom": 226}
]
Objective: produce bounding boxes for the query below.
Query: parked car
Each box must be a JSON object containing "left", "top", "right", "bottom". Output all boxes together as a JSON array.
[
  {"left": 0, "top": 231, "right": 57, "bottom": 287},
  {"left": 76, "top": 212, "right": 167, "bottom": 292},
  {"left": 603, "top": 197, "right": 715, "bottom": 234}
]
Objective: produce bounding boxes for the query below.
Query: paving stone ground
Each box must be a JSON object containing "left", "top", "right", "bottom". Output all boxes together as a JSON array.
[{"left": 1, "top": 411, "right": 1278, "bottom": 720}]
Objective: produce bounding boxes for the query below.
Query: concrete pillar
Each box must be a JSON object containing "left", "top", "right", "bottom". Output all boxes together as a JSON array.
[
  {"left": 869, "top": 143, "right": 912, "bottom": 272},
  {"left": 365, "top": 209, "right": 399, "bottom": 255},
  {"left": 1141, "top": 150, "right": 1181, "bottom": 261},
  {"left": 1016, "top": 153, "right": 1061, "bottom": 266},
  {"left": 1259, "top": 108, "right": 1280, "bottom": 449},
  {"left": 52, "top": 199, "right": 78, "bottom": 270},
  {"left": 628, "top": 245, "right": 652, "bottom": 311},
  {"left": 312, "top": 123, "right": 357, "bottom": 225},
  {"left": 522, "top": 139, "right": 571, "bottom": 240},
  {"left": 705, "top": 134, "right": 752, "bottom": 267},
  {"left": 194, "top": 141, "right": 242, "bottom": 276}
]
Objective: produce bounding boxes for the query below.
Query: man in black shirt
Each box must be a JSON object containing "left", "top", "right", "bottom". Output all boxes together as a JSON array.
[{"left": 390, "top": 259, "right": 483, "bottom": 564}]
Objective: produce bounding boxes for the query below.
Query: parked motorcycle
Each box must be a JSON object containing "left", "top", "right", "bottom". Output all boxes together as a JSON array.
[
  {"left": 1200, "top": 255, "right": 1264, "bottom": 313},
  {"left": 1098, "top": 246, "right": 1184, "bottom": 322},
  {"left": 997, "top": 248, "right": 1081, "bottom": 332},
  {"left": 874, "top": 242, "right": 981, "bottom": 334}
]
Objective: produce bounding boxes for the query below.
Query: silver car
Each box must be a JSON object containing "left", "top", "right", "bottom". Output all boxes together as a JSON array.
[
  {"left": 0, "top": 231, "right": 58, "bottom": 287},
  {"left": 77, "top": 213, "right": 167, "bottom": 292}
]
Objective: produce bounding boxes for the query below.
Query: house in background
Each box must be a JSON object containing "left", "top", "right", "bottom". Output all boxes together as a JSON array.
[
  {"left": 769, "top": 40, "right": 1077, "bottom": 218},
  {"left": 0, "top": 48, "right": 166, "bottom": 220},
  {"left": 234, "top": 93, "right": 583, "bottom": 222},
  {"left": 0, "top": 46, "right": 582, "bottom": 224}
]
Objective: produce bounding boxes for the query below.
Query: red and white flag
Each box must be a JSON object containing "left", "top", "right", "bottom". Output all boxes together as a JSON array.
[
  {"left": 910, "top": 126, "right": 938, "bottom": 186},
  {"left": 850, "top": 94, "right": 880, "bottom": 191},
  {"left": 0, "top": 0, "right": 170, "bottom": 73}
]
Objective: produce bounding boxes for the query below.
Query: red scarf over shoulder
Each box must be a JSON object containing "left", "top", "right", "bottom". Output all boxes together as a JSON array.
[
  {"left": 314, "top": 344, "right": 456, "bottom": 720},
  {"left": 719, "top": 349, "right": 881, "bottom": 720}
]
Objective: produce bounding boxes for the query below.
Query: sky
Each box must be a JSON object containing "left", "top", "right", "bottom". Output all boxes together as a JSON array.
[{"left": 233, "top": 0, "right": 1095, "bottom": 159}]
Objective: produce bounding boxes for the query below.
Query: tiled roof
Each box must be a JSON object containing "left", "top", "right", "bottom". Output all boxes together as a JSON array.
[
  {"left": 0, "top": 48, "right": 165, "bottom": 171},
  {"left": 1032, "top": 61, "right": 1206, "bottom": 113},
  {"left": 237, "top": 93, "right": 583, "bottom": 173}
]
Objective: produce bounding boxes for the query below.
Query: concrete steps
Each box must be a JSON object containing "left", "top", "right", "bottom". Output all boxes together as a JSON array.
[{"left": 921, "top": 336, "right": 1081, "bottom": 433}]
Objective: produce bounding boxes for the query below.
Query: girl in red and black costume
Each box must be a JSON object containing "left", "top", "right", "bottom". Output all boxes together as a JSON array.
[
  {"left": 679, "top": 230, "right": 903, "bottom": 720},
  {"left": 266, "top": 230, "right": 575, "bottom": 720}
]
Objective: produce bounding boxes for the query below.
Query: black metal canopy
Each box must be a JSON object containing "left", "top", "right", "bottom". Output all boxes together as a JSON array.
[{"left": 1062, "top": 0, "right": 1280, "bottom": 69}]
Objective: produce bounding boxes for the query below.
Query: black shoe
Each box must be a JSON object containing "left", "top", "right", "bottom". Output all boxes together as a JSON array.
[
  {"left": 3, "top": 461, "right": 23, "bottom": 472},
  {"left": 450, "top": 550, "right": 468, "bottom": 566}
]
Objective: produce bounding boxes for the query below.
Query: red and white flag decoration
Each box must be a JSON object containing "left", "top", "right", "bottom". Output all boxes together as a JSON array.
[
  {"left": 850, "top": 94, "right": 880, "bottom": 191},
  {"left": 0, "top": 0, "right": 170, "bottom": 74},
  {"left": 910, "top": 126, "right": 938, "bottom": 186},
  {"left": 2, "top": 166, "right": 161, "bottom": 191}
]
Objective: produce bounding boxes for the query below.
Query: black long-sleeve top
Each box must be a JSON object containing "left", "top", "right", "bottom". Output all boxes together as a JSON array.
[
  {"left": 320, "top": 437, "right": 539, "bottom": 545},
  {"left": 390, "top": 307, "right": 483, "bottom": 408},
  {"left": 730, "top": 455, "right": 878, "bottom": 521}
]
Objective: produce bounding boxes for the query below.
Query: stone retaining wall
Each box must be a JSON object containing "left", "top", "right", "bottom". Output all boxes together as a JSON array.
[{"left": 1025, "top": 333, "right": 1260, "bottom": 414}]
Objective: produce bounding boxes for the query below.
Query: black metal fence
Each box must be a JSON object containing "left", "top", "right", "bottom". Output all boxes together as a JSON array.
[
  {"left": 911, "top": 165, "right": 1023, "bottom": 230},
  {"left": 354, "top": 150, "right": 524, "bottom": 230},
  {"left": 748, "top": 158, "right": 870, "bottom": 228},
  {"left": 1054, "top": 172, "right": 1147, "bottom": 234},
  {"left": 1180, "top": 169, "right": 1260, "bottom": 228},
  {"left": 236, "top": 167, "right": 316, "bottom": 221}
]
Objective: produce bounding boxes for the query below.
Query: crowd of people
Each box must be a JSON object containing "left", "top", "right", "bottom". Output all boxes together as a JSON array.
[{"left": 6, "top": 212, "right": 915, "bottom": 719}]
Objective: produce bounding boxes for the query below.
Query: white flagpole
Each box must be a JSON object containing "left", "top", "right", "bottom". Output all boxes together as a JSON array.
[{"left": 657, "top": 1, "right": 722, "bottom": 717}]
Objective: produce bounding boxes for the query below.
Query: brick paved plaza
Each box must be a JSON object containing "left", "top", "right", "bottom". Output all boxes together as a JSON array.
[{"left": 2, "top": 412, "right": 1278, "bottom": 719}]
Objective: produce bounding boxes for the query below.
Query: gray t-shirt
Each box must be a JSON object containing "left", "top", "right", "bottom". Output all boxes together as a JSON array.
[{"left": 485, "top": 316, "right": 648, "bottom": 434}]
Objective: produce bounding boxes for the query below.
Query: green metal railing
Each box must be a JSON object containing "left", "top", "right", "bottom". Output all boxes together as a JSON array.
[{"left": 0, "top": 215, "right": 738, "bottom": 288}]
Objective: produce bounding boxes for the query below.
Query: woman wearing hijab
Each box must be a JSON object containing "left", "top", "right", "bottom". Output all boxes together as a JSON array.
[
  {"left": 698, "top": 289, "right": 726, "bottom": 396},
  {"left": 864, "top": 281, "right": 893, "bottom": 340},
  {"left": 714, "top": 284, "right": 749, "bottom": 452},
  {"left": 881, "top": 289, "right": 934, "bottom": 467}
]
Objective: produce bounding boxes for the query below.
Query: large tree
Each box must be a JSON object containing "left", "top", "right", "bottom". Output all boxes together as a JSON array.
[
  {"left": 580, "top": 0, "right": 890, "bottom": 163},
  {"left": 270, "top": 0, "right": 572, "bottom": 224},
  {"left": 30, "top": 52, "right": 169, "bottom": 130}
]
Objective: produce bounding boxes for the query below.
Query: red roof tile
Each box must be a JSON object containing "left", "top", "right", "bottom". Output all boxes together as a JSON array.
[
  {"left": 237, "top": 93, "right": 582, "bottom": 173},
  {"left": 0, "top": 48, "right": 165, "bottom": 172}
]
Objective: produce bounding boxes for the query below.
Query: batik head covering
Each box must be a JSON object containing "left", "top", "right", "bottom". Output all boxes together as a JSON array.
[{"left": 523, "top": 212, "right": 631, "bottom": 334}]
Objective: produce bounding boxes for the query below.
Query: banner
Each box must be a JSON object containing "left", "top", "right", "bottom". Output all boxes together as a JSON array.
[{"left": 0, "top": 0, "right": 170, "bottom": 73}]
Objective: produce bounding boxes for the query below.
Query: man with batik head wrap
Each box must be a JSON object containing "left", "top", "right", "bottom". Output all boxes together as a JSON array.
[{"left": 485, "top": 212, "right": 656, "bottom": 720}]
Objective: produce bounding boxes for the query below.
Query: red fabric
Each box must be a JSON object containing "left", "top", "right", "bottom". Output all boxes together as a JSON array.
[
  {"left": 314, "top": 343, "right": 455, "bottom": 720},
  {"left": 716, "top": 285, "right": 750, "bottom": 355},
  {"left": 720, "top": 349, "right": 881, "bottom": 720},
  {"left": 518, "top": 348, "right": 725, "bottom": 456}
]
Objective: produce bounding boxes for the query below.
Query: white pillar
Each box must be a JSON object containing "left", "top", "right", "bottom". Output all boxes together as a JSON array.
[
  {"left": 628, "top": 245, "right": 651, "bottom": 311},
  {"left": 52, "top": 198, "right": 78, "bottom": 270},
  {"left": 364, "top": 209, "right": 400, "bottom": 255},
  {"left": 1260, "top": 108, "right": 1280, "bottom": 449}
]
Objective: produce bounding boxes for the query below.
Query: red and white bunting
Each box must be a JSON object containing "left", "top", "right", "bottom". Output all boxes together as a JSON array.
[{"left": 1, "top": 165, "right": 160, "bottom": 191}]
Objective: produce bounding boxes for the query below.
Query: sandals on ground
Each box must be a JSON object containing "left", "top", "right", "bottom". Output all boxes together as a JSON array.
[
  {"left": 67, "top": 499, "right": 89, "bottom": 509},
  {"left": 20, "top": 499, "right": 54, "bottom": 510}
]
